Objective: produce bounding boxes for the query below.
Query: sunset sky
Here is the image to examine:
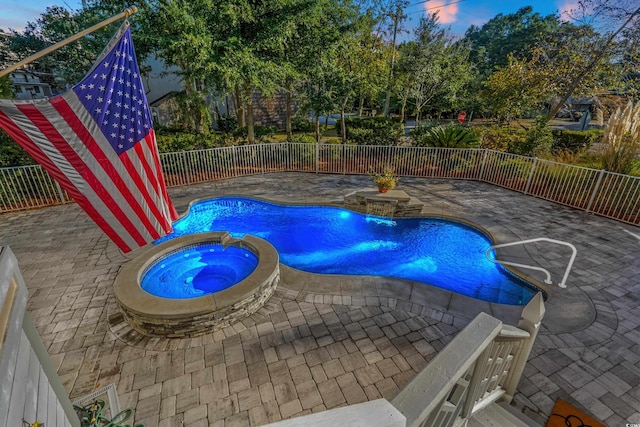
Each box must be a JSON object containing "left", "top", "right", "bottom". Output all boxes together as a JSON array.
[{"left": 0, "top": 0, "right": 589, "bottom": 34}]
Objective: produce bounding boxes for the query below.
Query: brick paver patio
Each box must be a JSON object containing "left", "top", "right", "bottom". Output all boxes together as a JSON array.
[{"left": 2, "top": 172, "right": 639, "bottom": 426}]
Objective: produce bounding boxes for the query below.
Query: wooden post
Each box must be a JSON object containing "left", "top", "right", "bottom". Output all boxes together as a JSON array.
[
  {"left": 503, "top": 292, "right": 545, "bottom": 402},
  {"left": 0, "top": 7, "right": 138, "bottom": 79}
]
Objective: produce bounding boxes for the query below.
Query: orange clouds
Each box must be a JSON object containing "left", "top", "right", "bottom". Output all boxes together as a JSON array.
[{"left": 425, "top": 1, "right": 460, "bottom": 24}]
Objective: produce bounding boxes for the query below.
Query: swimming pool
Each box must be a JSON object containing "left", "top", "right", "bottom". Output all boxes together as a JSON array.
[{"left": 157, "top": 197, "right": 540, "bottom": 305}]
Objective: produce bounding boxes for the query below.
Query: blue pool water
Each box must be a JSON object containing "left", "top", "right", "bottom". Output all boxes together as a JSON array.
[
  {"left": 142, "top": 243, "right": 258, "bottom": 298},
  {"left": 156, "top": 197, "right": 539, "bottom": 305}
]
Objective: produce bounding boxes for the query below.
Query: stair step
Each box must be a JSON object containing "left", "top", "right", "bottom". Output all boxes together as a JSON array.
[{"left": 468, "top": 402, "right": 542, "bottom": 427}]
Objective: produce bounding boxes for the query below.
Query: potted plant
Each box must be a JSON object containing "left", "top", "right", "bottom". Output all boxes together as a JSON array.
[{"left": 370, "top": 166, "right": 398, "bottom": 193}]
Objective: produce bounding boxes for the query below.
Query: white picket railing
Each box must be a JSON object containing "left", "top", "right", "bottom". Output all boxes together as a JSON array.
[
  {"left": 1, "top": 143, "right": 639, "bottom": 225},
  {"left": 390, "top": 293, "right": 544, "bottom": 427}
]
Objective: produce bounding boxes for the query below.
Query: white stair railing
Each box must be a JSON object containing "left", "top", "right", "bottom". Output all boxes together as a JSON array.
[
  {"left": 486, "top": 238, "right": 577, "bottom": 288},
  {"left": 391, "top": 293, "right": 545, "bottom": 427}
]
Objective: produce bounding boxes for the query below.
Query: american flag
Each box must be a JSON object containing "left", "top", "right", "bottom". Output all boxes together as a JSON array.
[{"left": 0, "top": 23, "right": 178, "bottom": 253}]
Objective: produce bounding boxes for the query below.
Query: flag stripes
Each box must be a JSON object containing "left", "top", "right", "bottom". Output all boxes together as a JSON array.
[{"left": 0, "top": 23, "right": 176, "bottom": 252}]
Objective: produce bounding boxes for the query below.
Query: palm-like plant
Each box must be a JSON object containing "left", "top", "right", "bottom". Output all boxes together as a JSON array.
[{"left": 413, "top": 124, "right": 479, "bottom": 148}]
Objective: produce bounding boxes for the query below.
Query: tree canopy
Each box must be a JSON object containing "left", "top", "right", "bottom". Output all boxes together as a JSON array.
[{"left": 1, "top": 0, "right": 638, "bottom": 133}]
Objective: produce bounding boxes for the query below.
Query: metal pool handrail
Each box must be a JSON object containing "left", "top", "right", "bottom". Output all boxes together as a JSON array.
[{"left": 486, "top": 238, "right": 577, "bottom": 288}]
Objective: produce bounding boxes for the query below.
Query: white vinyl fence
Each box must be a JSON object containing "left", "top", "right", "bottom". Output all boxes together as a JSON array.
[{"left": 1, "top": 143, "right": 639, "bottom": 225}]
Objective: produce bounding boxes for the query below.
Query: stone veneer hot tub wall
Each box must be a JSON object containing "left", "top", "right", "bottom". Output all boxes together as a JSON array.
[{"left": 114, "top": 232, "right": 279, "bottom": 338}]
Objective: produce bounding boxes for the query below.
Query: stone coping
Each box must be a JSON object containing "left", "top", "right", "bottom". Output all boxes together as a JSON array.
[
  {"left": 114, "top": 231, "right": 279, "bottom": 318},
  {"left": 356, "top": 189, "right": 412, "bottom": 202}
]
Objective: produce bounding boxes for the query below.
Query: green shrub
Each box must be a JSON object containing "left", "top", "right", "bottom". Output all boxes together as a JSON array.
[
  {"left": 477, "top": 126, "right": 526, "bottom": 152},
  {"left": 155, "top": 127, "right": 227, "bottom": 152},
  {"left": 551, "top": 129, "right": 602, "bottom": 153},
  {"left": 516, "top": 117, "right": 553, "bottom": 157},
  {"left": 0, "top": 129, "right": 34, "bottom": 167},
  {"left": 337, "top": 117, "right": 403, "bottom": 145},
  {"left": 290, "top": 132, "right": 317, "bottom": 144},
  {"left": 232, "top": 125, "right": 278, "bottom": 143},
  {"left": 217, "top": 115, "right": 238, "bottom": 133},
  {"left": 292, "top": 115, "right": 313, "bottom": 132},
  {"left": 409, "top": 120, "right": 439, "bottom": 140},
  {"left": 412, "top": 124, "right": 479, "bottom": 148}
]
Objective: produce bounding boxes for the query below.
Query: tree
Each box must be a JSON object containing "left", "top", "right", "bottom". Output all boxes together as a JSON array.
[
  {"left": 482, "top": 53, "right": 553, "bottom": 124},
  {"left": 395, "top": 13, "right": 473, "bottom": 125},
  {"left": 280, "top": 0, "right": 360, "bottom": 140},
  {"left": 542, "top": 2, "right": 640, "bottom": 119},
  {"left": 7, "top": 5, "right": 122, "bottom": 94},
  {"left": 464, "top": 6, "right": 561, "bottom": 79}
]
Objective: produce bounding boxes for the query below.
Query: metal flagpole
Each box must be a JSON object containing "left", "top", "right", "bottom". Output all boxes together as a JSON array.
[{"left": 0, "top": 6, "right": 138, "bottom": 79}]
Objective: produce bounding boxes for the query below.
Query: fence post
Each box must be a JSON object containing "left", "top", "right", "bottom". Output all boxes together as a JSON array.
[
  {"left": 342, "top": 143, "right": 347, "bottom": 175},
  {"left": 523, "top": 157, "right": 538, "bottom": 195},
  {"left": 54, "top": 180, "right": 66, "bottom": 203},
  {"left": 232, "top": 145, "right": 239, "bottom": 177},
  {"left": 182, "top": 152, "right": 191, "bottom": 185},
  {"left": 286, "top": 141, "right": 290, "bottom": 171},
  {"left": 315, "top": 142, "right": 319, "bottom": 174},
  {"left": 586, "top": 169, "right": 606, "bottom": 213},
  {"left": 478, "top": 149, "right": 488, "bottom": 182},
  {"left": 503, "top": 293, "right": 545, "bottom": 402},
  {"left": 260, "top": 144, "right": 265, "bottom": 175}
]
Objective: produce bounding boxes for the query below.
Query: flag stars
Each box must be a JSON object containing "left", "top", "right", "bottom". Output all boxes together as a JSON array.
[
  {"left": 80, "top": 84, "right": 86, "bottom": 90},
  {"left": 99, "top": 86, "right": 105, "bottom": 92},
  {"left": 119, "top": 143, "right": 124, "bottom": 149},
  {"left": 85, "top": 94, "right": 92, "bottom": 100},
  {"left": 101, "top": 73, "right": 107, "bottom": 79},
  {"left": 95, "top": 107, "right": 102, "bottom": 113}
]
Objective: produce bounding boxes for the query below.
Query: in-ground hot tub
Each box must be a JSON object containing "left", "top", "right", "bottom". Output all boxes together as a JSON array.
[{"left": 114, "top": 231, "right": 279, "bottom": 337}]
